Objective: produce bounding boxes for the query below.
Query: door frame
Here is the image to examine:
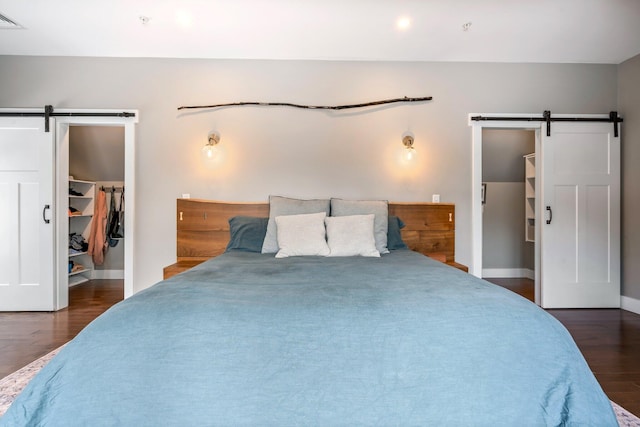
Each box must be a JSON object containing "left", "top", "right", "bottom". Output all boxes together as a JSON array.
[
  {"left": 55, "top": 110, "right": 138, "bottom": 309},
  {"left": 469, "top": 113, "right": 614, "bottom": 306}
]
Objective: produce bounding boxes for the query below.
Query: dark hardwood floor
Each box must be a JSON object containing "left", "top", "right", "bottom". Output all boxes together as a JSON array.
[
  {"left": 1, "top": 278, "right": 639, "bottom": 417},
  {"left": 487, "top": 277, "right": 640, "bottom": 417},
  {"left": 0, "top": 279, "right": 123, "bottom": 378}
]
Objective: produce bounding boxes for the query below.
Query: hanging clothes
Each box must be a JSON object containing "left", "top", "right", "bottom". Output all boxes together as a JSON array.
[
  {"left": 117, "top": 187, "right": 124, "bottom": 238},
  {"left": 107, "top": 187, "right": 124, "bottom": 247},
  {"left": 88, "top": 189, "right": 108, "bottom": 265}
]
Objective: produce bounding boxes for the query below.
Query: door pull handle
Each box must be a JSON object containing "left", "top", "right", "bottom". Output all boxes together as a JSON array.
[
  {"left": 43, "top": 204, "right": 51, "bottom": 224},
  {"left": 546, "top": 206, "right": 552, "bottom": 225}
]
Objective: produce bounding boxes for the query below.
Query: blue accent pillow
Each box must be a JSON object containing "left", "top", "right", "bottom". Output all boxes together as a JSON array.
[
  {"left": 226, "top": 216, "right": 269, "bottom": 253},
  {"left": 387, "top": 215, "right": 408, "bottom": 250}
]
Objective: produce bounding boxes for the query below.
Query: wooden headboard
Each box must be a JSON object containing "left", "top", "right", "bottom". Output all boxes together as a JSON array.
[{"left": 176, "top": 199, "right": 456, "bottom": 262}]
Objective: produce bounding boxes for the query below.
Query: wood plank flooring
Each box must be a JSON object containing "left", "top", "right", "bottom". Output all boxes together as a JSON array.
[
  {"left": 487, "top": 277, "right": 640, "bottom": 417},
  {"left": 0, "top": 279, "right": 123, "bottom": 378},
  {"left": 1, "top": 277, "right": 639, "bottom": 417}
]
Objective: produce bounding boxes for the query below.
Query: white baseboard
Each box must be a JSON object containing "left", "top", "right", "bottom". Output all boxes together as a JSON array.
[
  {"left": 92, "top": 269, "right": 124, "bottom": 280},
  {"left": 621, "top": 295, "right": 640, "bottom": 315},
  {"left": 482, "top": 268, "right": 534, "bottom": 280}
]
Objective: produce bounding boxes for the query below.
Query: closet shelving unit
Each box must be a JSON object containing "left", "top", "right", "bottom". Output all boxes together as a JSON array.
[
  {"left": 524, "top": 154, "right": 536, "bottom": 243},
  {"left": 68, "top": 179, "right": 95, "bottom": 286}
]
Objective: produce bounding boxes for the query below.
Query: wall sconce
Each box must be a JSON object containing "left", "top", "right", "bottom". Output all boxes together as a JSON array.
[
  {"left": 402, "top": 134, "right": 416, "bottom": 161},
  {"left": 201, "top": 132, "right": 220, "bottom": 161}
]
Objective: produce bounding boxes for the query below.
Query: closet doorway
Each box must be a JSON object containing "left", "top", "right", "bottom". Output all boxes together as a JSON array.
[
  {"left": 481, "top": 129, "right": 535, "bottom": 281},
  {"left": 67, "top": 125, "right": 125, "bottom": 299},
  {"left": 56, "top": 114, "right": 136, "bottom": 310}
]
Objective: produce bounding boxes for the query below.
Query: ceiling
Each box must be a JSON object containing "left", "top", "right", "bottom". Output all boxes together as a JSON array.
[{"left": 1, "top": 0, "right": 639, "bottom": 64}]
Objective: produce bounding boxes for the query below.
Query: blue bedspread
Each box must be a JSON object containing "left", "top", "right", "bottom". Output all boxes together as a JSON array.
[{"left": 1, "top": 251, "right": 617, "bottom": 426}]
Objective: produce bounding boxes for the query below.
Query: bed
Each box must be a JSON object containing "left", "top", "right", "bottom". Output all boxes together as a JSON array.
[{"left": 0, "top": 198, "right": 617, "bottom": 426}]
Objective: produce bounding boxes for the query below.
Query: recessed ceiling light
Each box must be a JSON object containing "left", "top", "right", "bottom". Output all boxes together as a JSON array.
[
  {"left": 462, "top": 21, "right": 472, "bottom": 32},
  {"left": 397, "top": 16, "right": 411, "bottom": 31},
  {"left": 175, "top": 10, "right": 193, "bottom": 28}
]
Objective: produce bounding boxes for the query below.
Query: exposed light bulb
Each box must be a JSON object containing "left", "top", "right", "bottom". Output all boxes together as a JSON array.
[
  {"left": 404, "top": 146, "right": 417, "bottom": 161},
  {"left": 202, "top": 144, "right": 217, "bottom": 159},
  {"left": 401, "top": 134, "right": 417, "bottom": 163},
  {"left": 201, "top": 133, "right": 220, "bottom": 165}
]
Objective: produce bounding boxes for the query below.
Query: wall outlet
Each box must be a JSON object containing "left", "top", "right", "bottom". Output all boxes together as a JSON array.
[
  {"left": 432, "top": 194, "right": 440, "bottom": 203},
  {"left": 182, "top": 193, "right": 190, "bottom": 199}
]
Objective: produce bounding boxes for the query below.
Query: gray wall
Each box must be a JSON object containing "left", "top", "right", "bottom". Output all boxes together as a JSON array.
[
  {"left": 69, "top": 126, "right": 125, "bottom": 182},
  {"left": 0, "top": 56, "right": 618, "bottom": 293},
  {"left": 482, "top": 182, "right": 534, "bottom": 271},
  {"left": 619, "top": 54, "right": 640, "bottom": 300},
  {"left": 483, "top": 129, "right": 535, "bottom": 182}
]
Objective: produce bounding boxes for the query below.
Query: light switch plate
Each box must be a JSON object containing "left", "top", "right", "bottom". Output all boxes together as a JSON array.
[
  {"left": 182, "top": 193, "right": 191, "bottom": 199},
  {"left": 432, "top": 194, "right": 440, "bottom": 203}
]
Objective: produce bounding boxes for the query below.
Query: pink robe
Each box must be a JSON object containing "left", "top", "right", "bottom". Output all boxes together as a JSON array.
[{"left": 88, "top": 189, "right": 108, "bottom": 265}]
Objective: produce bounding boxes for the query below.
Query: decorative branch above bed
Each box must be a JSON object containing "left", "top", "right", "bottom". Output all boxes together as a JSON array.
[{"left": 177, "top": 96, "right": 432, "bottom": 111}]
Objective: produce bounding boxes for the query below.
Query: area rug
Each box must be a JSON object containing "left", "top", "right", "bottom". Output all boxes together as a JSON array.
[
  {"left": 0, "top": 345, "right": 64, "bottom": 417},
  {"left": 1, "top": 346, "right": 639, "bottom": 425}
]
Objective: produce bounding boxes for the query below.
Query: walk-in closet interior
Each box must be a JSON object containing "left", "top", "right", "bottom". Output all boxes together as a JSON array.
[{"left": 67, "top": 126, "right": 125, "bottom": 290}]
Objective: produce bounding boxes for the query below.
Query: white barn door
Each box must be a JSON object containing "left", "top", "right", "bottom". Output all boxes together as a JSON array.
[
  {"left": 0, "top": 117, "right": 55, "bottom": 311},
  {"left": 540, "top": 122, "right": 620, "bottom": 308}
]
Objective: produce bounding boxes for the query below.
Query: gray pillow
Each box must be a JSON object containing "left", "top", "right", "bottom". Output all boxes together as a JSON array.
[
  {"left": 261, "top": 195, "right": 331, "bottom": 254},
  {"left": 330, "top": 198, "right": 389, "bottom": 254},
  {"left": 225, "top": 216, "right": 268, "bottom": 253},
  {"left": 387, "top": 216, "right": 408, "bottom": 250}
]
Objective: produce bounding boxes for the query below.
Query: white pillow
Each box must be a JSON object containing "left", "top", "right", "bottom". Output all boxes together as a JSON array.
[
  {"left": 274, "top": 212, "right": 330, "bottom": 258},
  {"left": 262, "top": 196, "right": 331, "bottom": 254},
  {"left": 330, "top": 199, "right": 389, "bottom": 254},
  {"left": 325, "top": 214, "right": 380, "bottom": 257}
]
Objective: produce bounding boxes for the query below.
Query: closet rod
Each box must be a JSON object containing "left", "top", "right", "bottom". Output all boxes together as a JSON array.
[
  {"left": 470, "top": 110, "right": 623, "bottom": 137},
  {"left": 0, "top": 105, "right": 136, "bottom": 132}
]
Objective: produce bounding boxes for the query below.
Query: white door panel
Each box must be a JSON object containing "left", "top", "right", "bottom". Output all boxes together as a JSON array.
[
  {"left": 584, "top": 185, "right": 610, "bottom": 283},
  {"left": 548, "top": 185, "right": 578, "bottom": 285},
  {"left": 20, "top": 182, "right": 41, "bottom": 285},
  {"left": 0, "top": 118, "right": 55, "bottom": 311},
  {"left": 541, "top": 123, "right": 620, "bottom": 308}
]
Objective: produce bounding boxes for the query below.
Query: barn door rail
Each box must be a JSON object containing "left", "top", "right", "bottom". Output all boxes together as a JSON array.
[
  {"left": 470, "top": 111, "right": 623, "bottom": 137},
  {"left": 0, "top": 105, "right": 137, "bottom": 132}
]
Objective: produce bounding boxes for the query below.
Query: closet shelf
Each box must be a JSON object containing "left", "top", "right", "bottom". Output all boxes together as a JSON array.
[
  {"left": 69, "top": 179, "right": 95, "bottom": 185},
  {"left": 524, "top": 153, "right": 536, "bottom": 243},
  {"left": 68, "top": 179, "right": 95, "bottom": 288},
  {"left": 69, "top": 267, "right": 92, "bottom": 277},
  {"left": 68, "top": 275, "right": 90, "bottom": 286}
]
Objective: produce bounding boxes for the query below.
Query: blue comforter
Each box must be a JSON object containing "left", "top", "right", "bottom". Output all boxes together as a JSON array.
[{"left": 1, "top": 251, "right": 617, "bottom": 426}]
